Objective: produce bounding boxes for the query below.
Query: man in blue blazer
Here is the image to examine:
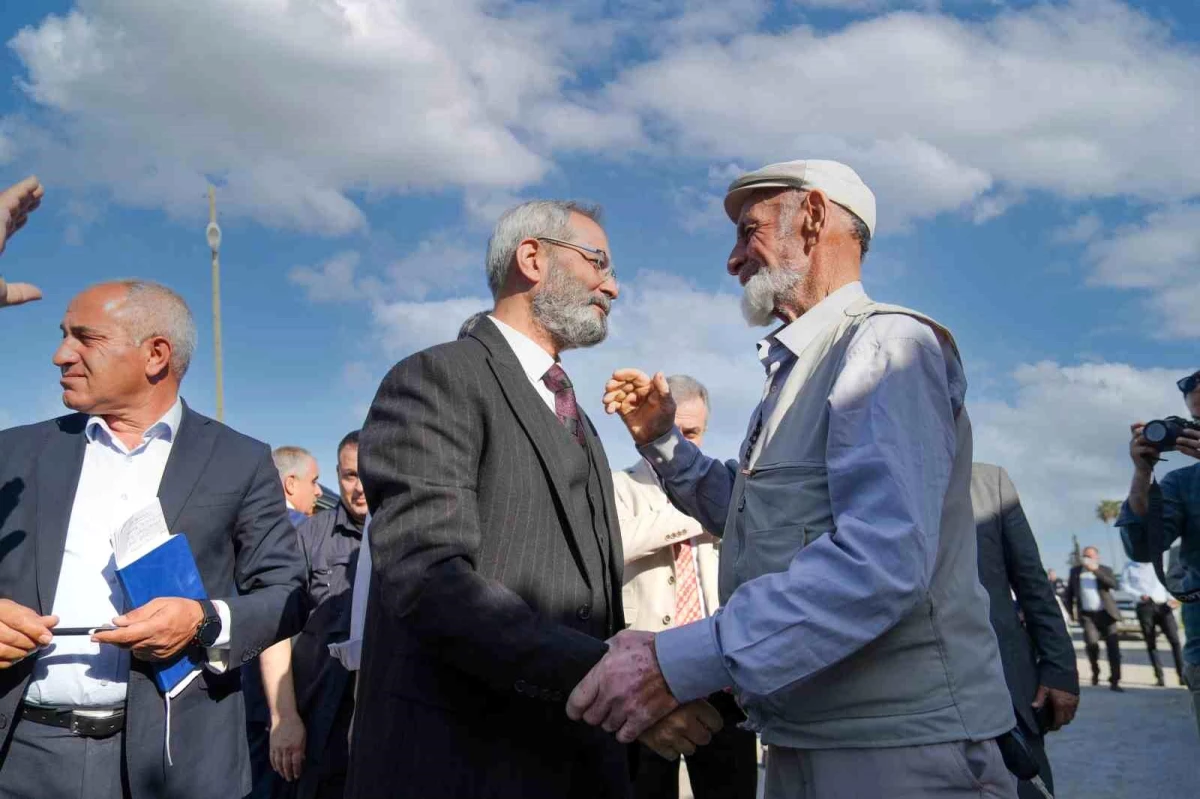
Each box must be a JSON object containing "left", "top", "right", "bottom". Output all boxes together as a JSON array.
[{"left": 0, "top": 280, "right": 306, "bottom": 799}]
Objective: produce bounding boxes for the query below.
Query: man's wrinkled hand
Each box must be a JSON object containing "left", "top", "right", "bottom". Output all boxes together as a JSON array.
[
  {"left": 92, "top": 597, "right": 204, "bottom": 661},
  {"left": 603, "top": 369, "right": 677, "bottom": 447},
  {"left": 638, "top": 699, "right": 723, "bottom": 761},
  {"left": 0, "top": 599, "right": 56, "bottom": 669},
  {"left": 1032, "top": 685, "right": 1079, "bottom": 732},
  {"left": 269, "top": 713, "right": 307, "bottom": 782},
  {"left": 566, "top": 630, "right": 679, "bottom": 744}
]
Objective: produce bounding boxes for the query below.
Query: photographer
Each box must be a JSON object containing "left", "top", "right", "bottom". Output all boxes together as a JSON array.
[{"left": 1118, "top": 369, "right": 1200, "bottom": 733}]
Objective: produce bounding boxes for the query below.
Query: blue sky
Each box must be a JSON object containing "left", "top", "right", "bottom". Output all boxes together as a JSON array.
[{"left": 1, "top": 0, "right": 1197, "bottom": 570}]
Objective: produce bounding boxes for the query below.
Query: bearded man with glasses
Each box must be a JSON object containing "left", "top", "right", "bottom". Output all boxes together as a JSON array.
[{"left": 1119, "top": 368, "right": 1200, "bottom": 734}]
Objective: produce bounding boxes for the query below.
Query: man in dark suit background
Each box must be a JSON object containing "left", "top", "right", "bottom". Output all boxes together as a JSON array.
[
  {"left": 1063, "top": 545, "right": 1123, "bottom": 691},
  {"left": 347, "top": 200, "right": 720, "bottom": 799},
  {"left": 0, "top": 280, "right": 306, "bottom": 798},
  {"left": 970, "top": 463, "right": 1079, "bottom": 799}
]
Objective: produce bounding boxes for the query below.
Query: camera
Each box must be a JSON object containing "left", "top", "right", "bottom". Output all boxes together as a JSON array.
[{"left": 1143, "top": 416, "right": 1200, "bottom": 451}]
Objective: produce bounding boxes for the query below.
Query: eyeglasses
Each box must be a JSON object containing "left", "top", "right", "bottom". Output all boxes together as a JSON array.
[
  {"left": 536, "top": 237, "right": 615, "bottom": 280},
  {"left": 1178, "top": 370, "right": 1200, "bottom": 396}
]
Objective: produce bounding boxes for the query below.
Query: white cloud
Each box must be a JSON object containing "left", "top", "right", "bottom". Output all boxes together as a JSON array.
[
  {"left": 972, "top": 361, "right": 1189, "bottom": 568},
  {"left": 7, "top": 0, "right": 639, "bottom": 234},
  {"left": 603, "top": 0, "right": 1200, "bottom": 231},
  {"left": 1079, "top": 203, "right": 1200, "bottom": 338},
  {"left": 382, "top": 232, "right": 480, "bottom": 300},
  {"left": 288, "top": 251, "right": 365, "bottom": 304},
  {"left": 1054, "top": 212, "right": 1102, "bottom": 245}
]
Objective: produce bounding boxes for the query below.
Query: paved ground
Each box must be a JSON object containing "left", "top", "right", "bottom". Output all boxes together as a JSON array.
[{"left": 1044, "top": 628, "right": 1199, "bottom": 797}]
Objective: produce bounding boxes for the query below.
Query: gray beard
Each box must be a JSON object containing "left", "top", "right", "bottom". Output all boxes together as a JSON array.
[
  {"left": 740, "top": 265, "right": 801, "bottom": 327},
  {"left": 532, "top": 261, "right": 611, "bottom": 351}
]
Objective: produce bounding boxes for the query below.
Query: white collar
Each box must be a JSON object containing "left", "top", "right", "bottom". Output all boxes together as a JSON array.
[
  {"left": 85, "top": 396, "right": 184, "bottom": 449},
  {"left": 759, "top": 281, "right": 866, "bottom": 362},
  {"left": 488, "top": 314, "right": 558, "bottom": 385}
]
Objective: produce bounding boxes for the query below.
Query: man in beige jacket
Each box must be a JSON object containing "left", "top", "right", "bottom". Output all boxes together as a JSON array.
[{"left": 613, "top": 375, "right": 758, "bottom": 799}]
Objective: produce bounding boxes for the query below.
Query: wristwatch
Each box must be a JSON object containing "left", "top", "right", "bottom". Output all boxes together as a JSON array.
[{"left": 192, "top": 599, "right": 222, "bottom": 648}]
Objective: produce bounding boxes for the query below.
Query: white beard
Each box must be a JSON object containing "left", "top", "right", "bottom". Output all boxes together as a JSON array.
[{"left": 740, "top": 265, "right": 800, "bottom": 327}]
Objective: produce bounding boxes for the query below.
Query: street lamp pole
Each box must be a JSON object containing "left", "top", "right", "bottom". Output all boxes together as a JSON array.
[{"left": 206, "top": 186, "right": 225, "bottom": 422}]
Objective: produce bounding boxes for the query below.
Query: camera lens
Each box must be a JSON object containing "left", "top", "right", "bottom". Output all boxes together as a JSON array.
[{"left": 1143, "top": 420, "right": 1169, "bottom": 444}]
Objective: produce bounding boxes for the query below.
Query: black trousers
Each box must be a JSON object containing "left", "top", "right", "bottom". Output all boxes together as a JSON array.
[
  {"left": 633, "top": 691, "right": 757, "bottom": 799},
  {"left": 1015, "top": 724, "right": 1053, "bottom": 799},
  {"left": 1136, "top": 600, "right": 1184, "bottom": 682},
  {"left": 1080, "top": 610, "right": 1121, "bottom": 685}
]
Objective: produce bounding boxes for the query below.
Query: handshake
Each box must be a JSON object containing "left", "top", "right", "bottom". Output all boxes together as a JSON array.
[{"left": 566, "top": 630, "right": 724, "bottom": 761}]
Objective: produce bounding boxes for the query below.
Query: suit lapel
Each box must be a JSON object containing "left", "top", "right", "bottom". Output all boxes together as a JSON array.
[
  {"left": 473, "top": 320, "right": 595, "bottom": 590},
  {"left": 158, "top": 403, "right": 219, "bottom": 531},
  {"left": 34, "top": 415, "right": 88, "bottom": 614}
]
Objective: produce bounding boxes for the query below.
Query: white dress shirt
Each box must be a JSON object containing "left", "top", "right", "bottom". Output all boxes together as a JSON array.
[
  {"left": 1122, "top": 561, "right": 1171, "bottom": 605},
  {"left": 488, "top": 315, "right": 557, "bottom": 412},
  {"left": 646, "top": 282, "right": 969, "bottom": 702},
  {"left": 25, "top": 398, "right": 230, "bottom": 708}
]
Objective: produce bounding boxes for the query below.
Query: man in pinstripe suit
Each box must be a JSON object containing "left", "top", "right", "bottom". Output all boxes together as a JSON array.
[{"left": 346, "top": 201, "right": 722, "bottom": 799}]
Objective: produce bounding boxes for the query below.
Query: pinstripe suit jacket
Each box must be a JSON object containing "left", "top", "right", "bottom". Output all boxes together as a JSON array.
[{"left": 346, "top": 318, "right": 630, "bottom": 799}]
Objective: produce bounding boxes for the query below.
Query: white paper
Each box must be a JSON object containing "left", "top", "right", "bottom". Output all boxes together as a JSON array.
[{"left": 111, "top": 498, "right": 172, "bottom": 569}]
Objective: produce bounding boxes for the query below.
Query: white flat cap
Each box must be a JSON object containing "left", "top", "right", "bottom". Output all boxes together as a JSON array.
[{"left": 724, "top": 159, "right": 877, "bottom": 237}]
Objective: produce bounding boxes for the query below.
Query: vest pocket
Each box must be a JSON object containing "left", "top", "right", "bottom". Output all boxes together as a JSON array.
[{"left": 736, "top": 523, "right": 808, "bottom": 584}]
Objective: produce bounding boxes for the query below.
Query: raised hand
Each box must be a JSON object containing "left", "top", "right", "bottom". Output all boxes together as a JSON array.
[{"left": 602, "top": 368, "right": 676, "bottom": 447}]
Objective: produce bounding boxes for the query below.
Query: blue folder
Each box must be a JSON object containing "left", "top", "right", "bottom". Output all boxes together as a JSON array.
[{"left": 114, "top": 534, "right": 207, "bottom": 694}]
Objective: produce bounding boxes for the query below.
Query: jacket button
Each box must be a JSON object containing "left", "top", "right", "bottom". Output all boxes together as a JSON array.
[
  {"left": 662, "top": 615, "right": 671, "bottom": 626},
  {"left": 0, "top": 713, "right": 7, "bottom": 730},
  {"left": 576, "top": 605, "right": 591, "bottom": 621},
  {"left": 514, "top": 680, "right": 527, "bottom": 694},
  {"left": 667, "top": 575, "right": 675, "bottom": 585}
]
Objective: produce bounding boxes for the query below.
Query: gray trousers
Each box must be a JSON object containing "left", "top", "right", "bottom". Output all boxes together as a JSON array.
[
  {"left": 0, "top": 718, "right": 126, "bottom": 799},
  {"left": 763, "top": 739, "right": 1018, "bottom": 799},
  {"left": 1185, "top": 662, "right": 1200, "bottom": 740}
]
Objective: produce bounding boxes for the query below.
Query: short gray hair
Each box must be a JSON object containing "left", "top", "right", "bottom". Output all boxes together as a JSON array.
[
  {"left": 273, "top": 446, "right": 314, "bottom": 479},
  {"left": 484, "top": 200, "right": 603, "bottom": 298},
  {"left": 108, "top": 280, "right": 197, "bottom": 378},
  {"left": 667, "top": 374, "right": 709, "bottom": 426}
]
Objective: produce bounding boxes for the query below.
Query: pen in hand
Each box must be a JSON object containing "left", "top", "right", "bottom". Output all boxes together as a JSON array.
[{"left": 52, "top": 625, "right": 118, "bottom": 636}]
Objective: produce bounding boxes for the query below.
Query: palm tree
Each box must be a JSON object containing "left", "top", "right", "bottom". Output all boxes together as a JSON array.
[{"left": 1096, "top": 500, "right": 1124, "bottom": 568}]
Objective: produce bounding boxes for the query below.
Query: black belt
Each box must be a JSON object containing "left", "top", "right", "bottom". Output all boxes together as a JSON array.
[{"left": 21, "top": 703, "right": 125, "bottom": 738}]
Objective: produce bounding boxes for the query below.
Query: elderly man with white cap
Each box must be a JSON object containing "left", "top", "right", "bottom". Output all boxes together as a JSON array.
[{"left": 567, "top": 160, "right": 1018, "bottom": 798}]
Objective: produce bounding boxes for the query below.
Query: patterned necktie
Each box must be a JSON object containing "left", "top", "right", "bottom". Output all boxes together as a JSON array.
[
  {"left": 541, "top": 363, "right": 586, "bottom": 447},
  {"left": 672, "top": 539, "right": 703, "bottom": 626}
]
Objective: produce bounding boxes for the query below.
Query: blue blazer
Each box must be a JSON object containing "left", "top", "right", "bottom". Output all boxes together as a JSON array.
[{"left": 0, "top": 402, "right": 307, "bottom": 799}]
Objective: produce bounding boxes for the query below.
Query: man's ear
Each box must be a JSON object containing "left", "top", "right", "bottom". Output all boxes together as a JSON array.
[
  {"left": 800, "top": 190, "right": 828, "bottom": 248},
  {"left": 284, "top": 474, "right": 296, "bottom": 497},
  {"left": 511, "top": 238, "right": 549, "bottom": 288},
  {"left": 143, "top": 335, "right": 173, "bottom": 381}
]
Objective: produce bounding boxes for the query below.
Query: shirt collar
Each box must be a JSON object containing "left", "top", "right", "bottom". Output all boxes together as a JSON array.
[
  {"left": 85, "top": 396, "right": 184, "bottom": 450},
  {"left": 335, "top": 500, "right": 365, "bottom": 537},
  {"left": 757, "top": 281, "right": 866, "bottom": 372},
  {"left": 488, "top": 314, "right": 558, "bottom": 386}
]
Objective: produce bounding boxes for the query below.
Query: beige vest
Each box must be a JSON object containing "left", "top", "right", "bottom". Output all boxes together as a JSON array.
[{"left": 722, "top": 295, "right": 1014, "bottom": 748}]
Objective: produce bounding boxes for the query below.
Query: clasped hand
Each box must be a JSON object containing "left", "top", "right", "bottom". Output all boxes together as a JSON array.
[{"left": 566, "top": 630, "right": 723, "bottom": 760}]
